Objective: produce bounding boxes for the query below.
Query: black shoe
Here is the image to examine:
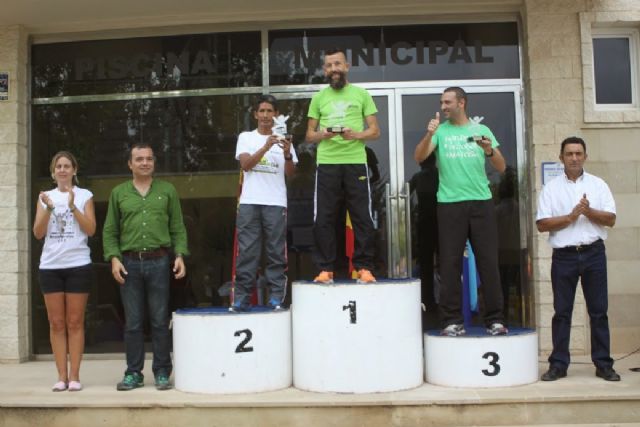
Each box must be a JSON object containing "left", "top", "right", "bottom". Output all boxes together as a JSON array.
[
  {"left": 595, "top": 366, "right": 621, "bottom": 381},
  {"left": 541, "top": 366, "right": 567, "bottom": 381},
  {"left": 154, "top": 373, "right": 173, "bottom": 390}
]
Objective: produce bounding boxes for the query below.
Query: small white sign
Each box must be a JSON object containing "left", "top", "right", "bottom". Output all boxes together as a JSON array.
[{"left": 542, "top": 162, "right": 564, "bottom": 186}]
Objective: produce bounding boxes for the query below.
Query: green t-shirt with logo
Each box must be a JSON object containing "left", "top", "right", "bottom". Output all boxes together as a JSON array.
[
  {"left": 431, "top": 120, "right": 499, "bottom": 203},
  {"left": 308, "top": 84, "right": 378, "bottom": 164}
]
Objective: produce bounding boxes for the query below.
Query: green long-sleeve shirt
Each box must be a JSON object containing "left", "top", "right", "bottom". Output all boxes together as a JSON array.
[{"left": 103, "top": 179, "right": 189, "bottom": 261}]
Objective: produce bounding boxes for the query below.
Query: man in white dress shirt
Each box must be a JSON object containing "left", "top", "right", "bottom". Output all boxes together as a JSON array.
[{"left": 536, "top": 136, "right": 620, "bottom": 382}]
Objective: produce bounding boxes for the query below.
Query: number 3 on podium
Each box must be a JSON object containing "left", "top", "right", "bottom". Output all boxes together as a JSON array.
[{"left": 482, "top": 351, "right": 501, "bottom": 376}]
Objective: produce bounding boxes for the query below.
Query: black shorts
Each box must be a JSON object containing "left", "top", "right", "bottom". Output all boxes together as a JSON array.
[{"left": 38, "top": 264, "right": 93, "bottom": 294}]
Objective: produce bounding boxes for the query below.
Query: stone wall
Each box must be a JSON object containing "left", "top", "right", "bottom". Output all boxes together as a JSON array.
[
  {"left": 524, "top": 0, "right": 640, "bottom": 356},
  {"left": 0, "top": 25, "right": 29, "bottom": 362}
]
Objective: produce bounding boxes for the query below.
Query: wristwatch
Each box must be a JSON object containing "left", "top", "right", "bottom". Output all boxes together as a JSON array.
[
  {"left": 485, "top": 148, "right": 494, "bottom": 158},
  {"left": 284, "top": 154, "right": 293, "bottom": 160}
]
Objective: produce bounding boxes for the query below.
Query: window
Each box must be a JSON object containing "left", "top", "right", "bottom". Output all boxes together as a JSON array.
[
  {"left": 592, "top": 28, "right": 639, "bottom": 109},
  {"left": 580, "top": 10, "right": 640, "bottom": 122}
]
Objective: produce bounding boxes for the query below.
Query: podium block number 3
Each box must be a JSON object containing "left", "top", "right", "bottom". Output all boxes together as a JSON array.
[
  {"left": 234, "top": 329, "right": 254, "bottom": 353},
  {"left": 482, "top": 351, "right": 500, "bottom": 376}
]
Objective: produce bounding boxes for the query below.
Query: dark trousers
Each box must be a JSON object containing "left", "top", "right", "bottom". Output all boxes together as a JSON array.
[
  {"left": 549, "top": 240, "right": 613, "bottom": 370},
  {"left": 313, "top": 164, "right": 375, "bottom": 272},
  {"left": 437, "top": 200, "right": 504, "bottom": 327},
  {"left": 120, "top": 254, "right": 172, "bottom": 377},
  {"left": 416, "top": 190, "right": 438, "bottom": 310},
  {"left": 234, "top": 204, "right": 288, "bottom": 308}
]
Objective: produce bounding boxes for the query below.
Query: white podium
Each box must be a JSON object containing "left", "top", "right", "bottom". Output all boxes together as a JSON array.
[
  {"left": 424, "top": 327, "right": 538, "bottom": 387},
  {"left": 292, "top": 280, "right": 423, "bottom": 393},
  {"left": 173, "top": 307, "right": 292, "bottom": 394}
]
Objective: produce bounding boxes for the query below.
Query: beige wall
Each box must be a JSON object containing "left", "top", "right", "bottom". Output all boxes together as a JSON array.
[
  {"left": 524, "top": 0, "right": 640, "bottom": 356},
  {"left": 0, "top": 25, "right": 29, "bottom": 362}
]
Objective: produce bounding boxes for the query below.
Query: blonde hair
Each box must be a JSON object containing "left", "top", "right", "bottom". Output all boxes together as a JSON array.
[{"left": 49, "top": 151, "right": 80, "bottom": 185}]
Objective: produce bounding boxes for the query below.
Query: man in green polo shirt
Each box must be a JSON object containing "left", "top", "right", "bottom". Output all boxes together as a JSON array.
[
  {"left": 103, "top": 142, "right": 189, "bottom": 391},
  {"left": 306, "top": 47, "right": 380, "bottom": 284},
  {"left": 414, "top": 86, "right": 507, "bottom": 337}
]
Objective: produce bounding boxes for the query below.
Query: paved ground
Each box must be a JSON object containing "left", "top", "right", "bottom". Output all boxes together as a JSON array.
[{"left": 1, "top": 353, "right": 638, "bottom": 408}]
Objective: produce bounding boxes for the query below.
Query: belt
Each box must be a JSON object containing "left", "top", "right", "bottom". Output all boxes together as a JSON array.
[
  {"left": 555, "top": 239, "right": 603, "bottom": 253},
  {"left": 122, "top": 248, "right": 169, "bottom": 260}
]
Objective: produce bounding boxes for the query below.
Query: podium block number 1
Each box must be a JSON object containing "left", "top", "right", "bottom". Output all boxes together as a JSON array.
[
  {"left": 234, "top": 329, "right": 254, "bottom": 353},
  {"left": 482, "top": 351, "right": 500, "bottom": 376},
  {"left": 342, "top": 300, "right": 357, "bottom": 324}
]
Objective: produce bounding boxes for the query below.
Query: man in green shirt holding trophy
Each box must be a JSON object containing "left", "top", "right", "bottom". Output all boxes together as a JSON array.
[
  {"left": 306, "top": 47, "right": 380, "bottom": 284},
  {"left": 414, "top": 86, "right": 508, "bottom": 337}
]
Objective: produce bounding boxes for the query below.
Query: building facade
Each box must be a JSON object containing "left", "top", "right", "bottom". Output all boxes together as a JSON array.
[{"left": 0, "top": 0, "right": 639, "bottom": 361}]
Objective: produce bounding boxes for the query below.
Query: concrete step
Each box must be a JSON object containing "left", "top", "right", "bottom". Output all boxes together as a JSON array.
[{"left": 0, "top": 355, "right": 638, "bottom": 427}]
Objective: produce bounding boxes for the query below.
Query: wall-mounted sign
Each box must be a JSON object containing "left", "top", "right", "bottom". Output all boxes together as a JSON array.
[
  {"left": 0, "top": 72, "right": 8, "bottom": 101},
  {"left": 541, "top": 162, "right": 564, "bottom": 186},
  {"left": 269, "top": 22, "right": 520, "bottom": 85}
]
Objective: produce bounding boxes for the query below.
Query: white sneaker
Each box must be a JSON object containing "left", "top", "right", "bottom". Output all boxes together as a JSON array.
[
  {"left": 440, "top": 324, "right": 466, "bottom": 336},
  {"left": 486, "top": 322, "right": 508, "bottom": 336}
]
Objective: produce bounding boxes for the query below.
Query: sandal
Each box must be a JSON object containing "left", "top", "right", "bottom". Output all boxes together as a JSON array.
[
  {"left": 52, "top": 381, "right": 68, "bottom": 392},
  {"left": 68, "top": 381, "right": 82, "bottom": 392}
]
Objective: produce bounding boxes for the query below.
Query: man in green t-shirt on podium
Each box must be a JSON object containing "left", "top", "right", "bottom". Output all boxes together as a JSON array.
[
  {"left": 306, "top": 48, "right": 380, "bottom": 284},
  {"left": 414, "top": 86, "right": 508, "bottom": 337}
]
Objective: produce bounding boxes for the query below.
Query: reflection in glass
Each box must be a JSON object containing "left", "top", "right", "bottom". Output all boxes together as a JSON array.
[
  {"left": 31, "top": 94, "right": 258, "bottom": 353},
  {"left": 32, "top": 32, "right": 262, "bottom": 98},
  {"left": 593, "top": 37, "right": 632, "bottom": 104}
]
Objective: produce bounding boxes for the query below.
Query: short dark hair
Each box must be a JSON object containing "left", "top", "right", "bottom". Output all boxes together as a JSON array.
[
  {"left": 324, "top": 47, "right": 347, "bottom": 58},
  {"left": 253, "top": 94, "right": 278, "bottom": 113},
  {"left": 128, "top": 142, "right": 154, "bottom": 160},
  {"left": 443, "top": 86, "right": 468, "bottom": 109},
  {"left": 560, "top": 136, "right": 586, "bottom": 155}
]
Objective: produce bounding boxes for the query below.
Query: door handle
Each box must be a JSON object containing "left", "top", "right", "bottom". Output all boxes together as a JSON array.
[
  {"left": 385, "top": 183, "right": 393, "bottom": 278},
  {"left": 401, "top": 182, "right": 412, "bottom": 278}
]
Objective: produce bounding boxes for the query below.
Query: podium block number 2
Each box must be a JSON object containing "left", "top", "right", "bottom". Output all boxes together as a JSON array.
[
  {"left": 234, "top": 329, "right": 254, "bottom": 353},
  {"left": 482, "top": 351, "right": 500, "bottom": 376}
]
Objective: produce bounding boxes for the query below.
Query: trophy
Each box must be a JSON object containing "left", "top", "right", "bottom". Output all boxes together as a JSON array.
[{"left": 272, "top": 114, "right": 290, "bottom": 140}]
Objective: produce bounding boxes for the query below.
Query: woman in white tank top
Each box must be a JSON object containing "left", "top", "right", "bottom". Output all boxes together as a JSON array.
[{"left": 33, "top": 151, "right": 96, "bottom": 392}]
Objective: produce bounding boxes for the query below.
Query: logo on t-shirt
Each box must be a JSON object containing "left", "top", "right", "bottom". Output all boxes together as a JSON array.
[
  {"left": 326, "top": 101, "right": 351, "bottom": 124},
  {"left": 252, "top": 157, "right": 279, "bottom": 174},
  {"left": 50, "top": 208, "right": 76, "bottom": 242}
]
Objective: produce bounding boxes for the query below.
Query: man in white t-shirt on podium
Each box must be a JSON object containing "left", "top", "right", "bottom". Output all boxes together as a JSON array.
[{"left": 231, "top": 95, "right": 298, "bottom": 311}]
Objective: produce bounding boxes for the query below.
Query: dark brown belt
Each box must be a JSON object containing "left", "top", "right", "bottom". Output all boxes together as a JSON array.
[{"left": 122, "top": 248, "right": 169, "bottom": 260}]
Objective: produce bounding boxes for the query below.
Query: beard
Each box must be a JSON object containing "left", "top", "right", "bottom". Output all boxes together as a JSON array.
[{"left": 327, "top": 71, "right": 347, "bottom": 90}]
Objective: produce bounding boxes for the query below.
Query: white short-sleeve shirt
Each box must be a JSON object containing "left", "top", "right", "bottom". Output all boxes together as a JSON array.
[
  {"left": 235, "top": 129, "right": 298, "bottom": 207},
  {"left": 39, "top": 186, "right": 93, "bottom": 269},
  {"left": 536, "top": 171, "right": 616, "bottom": 248}
]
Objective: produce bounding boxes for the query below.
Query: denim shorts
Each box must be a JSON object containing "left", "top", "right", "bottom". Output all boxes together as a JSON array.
[{"left": 38, "top": 264, "right": 93, "bottom": 294}]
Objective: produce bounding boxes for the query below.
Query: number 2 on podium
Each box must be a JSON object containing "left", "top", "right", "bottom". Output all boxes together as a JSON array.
[{"left": 234, "top": 329, "right": 254, "bottom": 353}]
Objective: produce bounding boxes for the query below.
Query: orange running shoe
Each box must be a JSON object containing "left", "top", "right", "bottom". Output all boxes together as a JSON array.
[
  {"left": 357, "top": 269, "right": 376, "bottom": 283},
  {"left": 313, "top": 271, "right": 334, "bottom": 284}
]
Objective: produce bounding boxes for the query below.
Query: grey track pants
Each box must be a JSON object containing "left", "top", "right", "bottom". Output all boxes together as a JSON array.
[{"left": 234, "top": 204, "right": 288, "bottom": 307}]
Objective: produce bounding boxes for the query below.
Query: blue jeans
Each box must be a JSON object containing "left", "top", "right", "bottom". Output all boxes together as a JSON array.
[
  {"left": 120, "top": 255, "right": 172, "bottom": 376},
  {"left": 549, "top": 240, "right": 613, "bottom": 370}
]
